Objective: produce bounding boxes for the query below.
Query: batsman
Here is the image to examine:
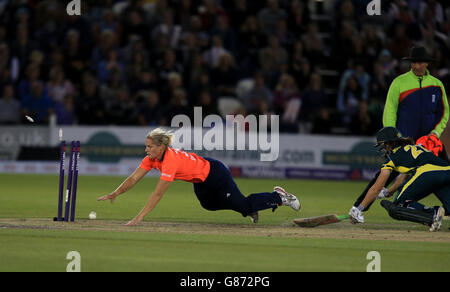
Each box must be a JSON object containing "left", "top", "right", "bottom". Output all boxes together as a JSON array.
[
  {"left": 350, "top": 127, "right": 450, "bottom": 231},
  {"left": 352, "top": 47, "right": 449, "bottom": 213}
]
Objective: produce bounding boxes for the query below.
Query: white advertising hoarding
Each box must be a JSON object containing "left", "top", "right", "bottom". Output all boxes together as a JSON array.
[{"left": 0, "top": 126, "right": 382, "bottom": 180}]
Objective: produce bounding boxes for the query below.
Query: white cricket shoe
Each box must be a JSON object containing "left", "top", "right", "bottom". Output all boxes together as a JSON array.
[
  {"left": 274, "top": 186, "right": 300, "bottom": 211},
  {"left": 430, "top": 206, "right": 444, "bottom": 232}
]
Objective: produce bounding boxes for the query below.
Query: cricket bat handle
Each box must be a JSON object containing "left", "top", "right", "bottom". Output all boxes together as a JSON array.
[{"left": 337, "top": 214, "right": 350, "bottom": 221}]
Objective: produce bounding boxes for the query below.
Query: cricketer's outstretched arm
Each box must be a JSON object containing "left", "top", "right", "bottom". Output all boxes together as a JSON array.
[
  {"left": 126, "top": 179, "right": 172, "bottom": 226},
  {"left": 97, "top": 167, "right": 149, "bottom": 203},
  {"left": 388, "top": 173, "right": 408, "bottom": 195},
  {"left": 361, "top": 169, "right": 392, "bottom": 209}
]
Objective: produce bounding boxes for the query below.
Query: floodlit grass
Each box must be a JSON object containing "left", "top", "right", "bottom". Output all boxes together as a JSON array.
[{"left": 0, "top": 174, "right": 449, "bottom": 272}]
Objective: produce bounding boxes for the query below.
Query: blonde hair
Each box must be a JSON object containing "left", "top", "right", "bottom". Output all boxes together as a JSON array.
[{"left": 146, "top": 128, "right": 174, "bottom": 147}]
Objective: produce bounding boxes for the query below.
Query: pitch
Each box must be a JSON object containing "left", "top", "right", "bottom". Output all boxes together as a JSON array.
[{"left": 0, "top": 173, "right": 449, "bottom": 272}]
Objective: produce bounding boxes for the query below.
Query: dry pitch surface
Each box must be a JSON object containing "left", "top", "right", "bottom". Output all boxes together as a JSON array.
[{"left": 0, "top": 218, "right": 449, "bottom": 243}]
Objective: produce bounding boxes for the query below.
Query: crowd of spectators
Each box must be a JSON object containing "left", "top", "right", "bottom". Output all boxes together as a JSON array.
[{"left": 0, "top": 0, "right": 450, "bottom": 135}]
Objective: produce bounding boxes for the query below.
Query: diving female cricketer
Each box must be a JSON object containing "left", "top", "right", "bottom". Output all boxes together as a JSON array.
[
  {"left": 97, "top": 128, "right": 300, "bottom": 226},
  {"left": 349, "top": 127, "right": 450, "bottom": 231}
]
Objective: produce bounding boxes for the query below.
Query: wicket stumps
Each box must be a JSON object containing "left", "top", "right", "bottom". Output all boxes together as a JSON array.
[{"left": 54, "top": 140, "right": 80, "bottom": 222}]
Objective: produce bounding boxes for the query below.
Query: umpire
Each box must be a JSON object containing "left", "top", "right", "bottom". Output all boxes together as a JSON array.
[{"left": 353, "top": 46, "right": 450, "bottom": 211}]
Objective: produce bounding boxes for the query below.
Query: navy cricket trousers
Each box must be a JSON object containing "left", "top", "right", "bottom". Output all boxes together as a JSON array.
[
  {"left": 394, "top": 165, "right": 450, "bottom": 215},
  {"left": 193, "top": 158, "right": 282, "bottom": 217}
]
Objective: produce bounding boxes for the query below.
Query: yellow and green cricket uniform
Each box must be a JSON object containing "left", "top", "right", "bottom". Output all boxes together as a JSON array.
[{"left": 381, "top": 145, "right": 450, "bottom": 214}]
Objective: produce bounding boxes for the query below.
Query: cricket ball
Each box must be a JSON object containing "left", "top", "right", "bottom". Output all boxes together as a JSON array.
[{"left": 89, "top": 211, "right": 97, "bottom": 220}]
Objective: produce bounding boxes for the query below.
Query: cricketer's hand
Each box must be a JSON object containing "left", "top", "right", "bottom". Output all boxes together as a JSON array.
[
  {"left": 377, "top": 187, "right": 391, "bottom": 199},
  {"left": 97, "top": 193, "right": 116, "bottom": 203},
  {"left": 125, "top": 217, "right": 142, "bottom": 226},
  {"left": 349, "top": 206, "right": 364, "bottom": 224}
]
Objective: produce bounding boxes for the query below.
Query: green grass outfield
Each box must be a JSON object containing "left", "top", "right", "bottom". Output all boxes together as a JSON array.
[{"left": 0, "top": 173, "right": 449, "bottom": 272}]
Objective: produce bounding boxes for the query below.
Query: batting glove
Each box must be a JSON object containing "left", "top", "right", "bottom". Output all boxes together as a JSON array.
[{"left": 377, "top": 187, "right": 391, "bottom": 199}]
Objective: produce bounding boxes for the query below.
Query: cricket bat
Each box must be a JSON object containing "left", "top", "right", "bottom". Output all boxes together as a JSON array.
[{"left": 293, "top": 214, "right": 350, "bottom": 227}]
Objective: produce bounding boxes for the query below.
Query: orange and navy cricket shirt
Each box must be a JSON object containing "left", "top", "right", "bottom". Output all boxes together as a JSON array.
[{"left": 139, "top": 147, "right": 210, "bottom": 183}]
